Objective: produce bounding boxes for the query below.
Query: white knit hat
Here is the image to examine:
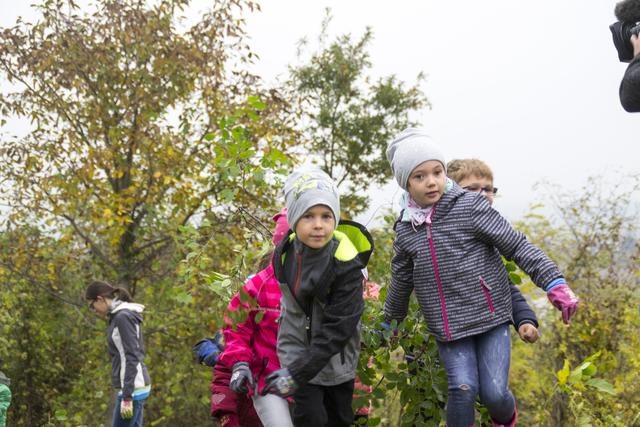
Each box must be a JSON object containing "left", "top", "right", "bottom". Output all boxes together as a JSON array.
[{"left": 386, "top": 128, "right": 446, "bottom": 190}]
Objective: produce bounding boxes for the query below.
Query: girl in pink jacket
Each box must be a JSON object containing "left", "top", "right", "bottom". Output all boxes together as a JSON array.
[{"left": 217, "top": 209, "right": 293, "bottom": 427}]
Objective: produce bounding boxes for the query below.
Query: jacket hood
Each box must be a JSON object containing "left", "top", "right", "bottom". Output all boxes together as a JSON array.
[
  {"left": 278, "top": 220, "right": 374, "bottom": 266},
  {"left": 332, "top": 220, "right": 374, "bottom": 266},
  {"left": 431, "top": 181, "right": 467, "bottom": 220},
  {"left": 109, "top": 301, "right": 145, "bottom": 318}
]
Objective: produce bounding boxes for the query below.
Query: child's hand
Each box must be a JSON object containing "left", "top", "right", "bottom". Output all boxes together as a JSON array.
[
  {"left": 192, "top": 333, "right": 224, "bottom": 367},
  {"left": 517, "top": 323, "right": 539, "bottom": 343},
  {"left": 261, "top": 368, "right": 297, "bottom": 397},
  {"left": 120, "top": 399, "right": 133, "bottom": 419},
  {"left": 229, "top": 362, "right": 254, "bottom": 394}
]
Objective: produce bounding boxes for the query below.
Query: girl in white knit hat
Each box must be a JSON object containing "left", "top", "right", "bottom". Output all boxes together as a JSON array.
[{"left": 384, "top": 128, "right": 579, "bottom": 427}]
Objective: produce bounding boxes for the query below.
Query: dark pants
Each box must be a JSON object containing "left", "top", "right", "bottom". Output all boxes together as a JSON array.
[
  {"left": 292, "top": 379, "right": 355, "bottom": 427},
  {"left": 112, "top": 396, "right": 145, "bottom": 427},
  {"left": 436, "top": 323, "right": 515, "bottom": 427}
]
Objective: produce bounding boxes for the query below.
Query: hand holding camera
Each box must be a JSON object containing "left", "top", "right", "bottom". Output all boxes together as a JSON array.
[{"left": 631, "top": 33, "right": 640, "bottom": 58}]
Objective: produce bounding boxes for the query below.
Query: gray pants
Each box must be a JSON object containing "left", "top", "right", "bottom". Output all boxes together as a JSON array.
[{"left": 252, "top": 393, "right": 293, "bottom": 427}]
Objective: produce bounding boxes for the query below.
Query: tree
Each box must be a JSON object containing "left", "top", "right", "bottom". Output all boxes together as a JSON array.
[
  {"left": 0, "top": 0, "right": 294, "bottom": 291},
  {"left": 509, "top": 175, "right": 640, "bottom": 426},
  {"left": 288, "top": 10, "right": 428, "bottom": 216},
  {"left": 0, "top": 0, "right": 296, "bottom": 424}
]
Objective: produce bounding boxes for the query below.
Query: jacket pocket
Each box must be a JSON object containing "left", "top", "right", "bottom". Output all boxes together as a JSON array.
[{"left": 479, "top": 276, "right": 495, "bottom": 313}]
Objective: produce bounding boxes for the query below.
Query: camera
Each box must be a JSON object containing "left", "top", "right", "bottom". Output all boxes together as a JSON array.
[
  {"left": 610, "top": 0, "right": 640, "bottom": 62},
  {"left": 610, "top": 21, "right": 640, "bottom": 62}
]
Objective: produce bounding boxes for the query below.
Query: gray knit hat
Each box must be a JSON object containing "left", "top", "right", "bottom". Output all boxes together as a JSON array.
[
  {"left": 386, "top": 127, "right": 446, "bottom": 190},
  {"left": 284, "top": 167, "right": 340, "bottom": 230}
]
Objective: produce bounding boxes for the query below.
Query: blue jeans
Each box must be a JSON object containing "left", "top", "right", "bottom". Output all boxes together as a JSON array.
[
  {"left": 112, "top": 396, "right": 145, "bottom": 427},
  {"left": 436, "top": 323, "right": 515, "bottom": 427}
]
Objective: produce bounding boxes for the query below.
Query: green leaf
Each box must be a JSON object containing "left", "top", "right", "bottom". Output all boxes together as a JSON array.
[
  {"left": 219, "top": 188, "right": 235, "bottom": 202},
  {"left": 579, "top": 361, "right": 597, "bottom": 378},
  {"left": 367, "top": 417, "right": 381, "bottom": 426},
  {"left": 238, "top": 289, "right": 250, "bottom": 304},
  {"left": 504, "top": 261, "right": 516, "bottom": 272},
  {"left": 508, "top": 272, "right": 522, "bottom": 284},
  {"left": 577, "top": 415, "right": 593, "bottom": 427},
  {"left": 585, "top": 378, "right": 616, "bottom": 395},
  {"left": 175, "top": 290, "right": 192, "bottom": 305},
  {"left": 584, "top": 350, "right": 602, "bottom": 363},
  {"left": 255, "top": 310, "right": 264, "bottom": 324},
  {"left": 247, "top": 95, "right": 266, "bottom": 110},
  {"left": 55, "top": 409, "right": 68, "bottom": 421}
]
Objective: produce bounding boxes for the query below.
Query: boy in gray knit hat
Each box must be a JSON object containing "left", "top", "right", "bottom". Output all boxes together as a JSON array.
[
  {"left": 384, "top": 128, "right": 579, "bottom": 427},
  {"left": 263, "top": 167, "right": 374, "bottom": 427}
]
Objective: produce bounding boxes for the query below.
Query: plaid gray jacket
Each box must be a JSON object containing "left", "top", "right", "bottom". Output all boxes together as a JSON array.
[{"left": 384, "top": 183, "right": 563, "bottom": 341}]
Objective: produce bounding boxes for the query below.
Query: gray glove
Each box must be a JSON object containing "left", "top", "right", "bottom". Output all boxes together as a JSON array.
[
  {"left": 261, "top": 368, "right": 297, "bottom": 398},
  {"left": 229, "top": 361, "right": 254, "bottom": 394}
]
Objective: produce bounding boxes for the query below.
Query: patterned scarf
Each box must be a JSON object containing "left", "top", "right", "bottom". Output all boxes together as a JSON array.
[{"left": 400, "top": 177, "right": 454, "bottom": 228}]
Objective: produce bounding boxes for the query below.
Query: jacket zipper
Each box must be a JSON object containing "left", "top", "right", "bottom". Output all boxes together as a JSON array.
[
  {"left": 479, "top": 277, "right": 495, "bottom": 313},
  {"left": 426, "top": 209, "right": 452, "bottom": 341},
  {"left": 294, "top": 254, "right": 302, "bottom": 295},
  {"left": 293, "top": 253, "right": 312, "bottom": 343}
]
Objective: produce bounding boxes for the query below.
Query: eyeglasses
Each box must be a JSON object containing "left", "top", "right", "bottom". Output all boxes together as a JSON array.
[
  {"left": 88, "top": 297, "right": 100, "bottom": 311},
  {"left": 463, "top": 185, "right": 498, "bottom": 195}
]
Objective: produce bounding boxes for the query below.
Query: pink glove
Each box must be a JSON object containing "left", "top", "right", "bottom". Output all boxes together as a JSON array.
[{"left": 547, "top": 284, "right": 579, "bottom": 324}]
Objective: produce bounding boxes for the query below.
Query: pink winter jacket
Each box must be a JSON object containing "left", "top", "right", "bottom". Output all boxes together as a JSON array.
[{"left": 219, "top": 264, "right": 282, "bottom": 396}]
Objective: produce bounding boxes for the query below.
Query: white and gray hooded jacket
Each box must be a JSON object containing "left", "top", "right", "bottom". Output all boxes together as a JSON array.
[{"left": 107, "top": 301, "right": 151, "bottom": 400}]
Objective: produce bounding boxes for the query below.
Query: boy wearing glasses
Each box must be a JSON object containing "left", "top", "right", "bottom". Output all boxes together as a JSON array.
[{"left": 447, "top": 158, "right": 540, "bottom": 344}]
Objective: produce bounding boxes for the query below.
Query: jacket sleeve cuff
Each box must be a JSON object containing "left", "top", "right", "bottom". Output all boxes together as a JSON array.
[
  {"left": 544, "top": 277, "right": 566, "bottom": 292},
  {"left": 516, "top": 319, "right": 538, "bottom": 329},
  {"left": 287, "top": 356, "right": 312, "bottom": 386}
]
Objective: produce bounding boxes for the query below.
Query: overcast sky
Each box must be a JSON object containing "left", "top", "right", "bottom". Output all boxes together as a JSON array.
[{"left": 2, "top": 0, "right": 637, "bottom": 224}]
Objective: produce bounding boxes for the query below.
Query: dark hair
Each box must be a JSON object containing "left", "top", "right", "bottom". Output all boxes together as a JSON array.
[
  {"left": 85, "top": 280, "right": 133, "bottom": 302},
  {"left": 257, "top": 250, "right": 275, "bottom": 271}
]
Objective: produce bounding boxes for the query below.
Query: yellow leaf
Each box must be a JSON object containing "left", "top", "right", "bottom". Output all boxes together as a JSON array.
[
  {"left": 557, "top": 359, "right": 571, "bottom": 385},
  {"left": 103, "top": 208, "right": 113, "bottom": 218}
]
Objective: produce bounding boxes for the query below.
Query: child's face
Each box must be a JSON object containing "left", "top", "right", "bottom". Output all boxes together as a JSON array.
[
  {"left": 407, "top": 160, "right": 446, "bottom": 208},
  {"left": 458, "top": 174, "right": 496, "bottom": 206},
  {"left": 295, "top": 204, "right": 336, "bottom": 249}
]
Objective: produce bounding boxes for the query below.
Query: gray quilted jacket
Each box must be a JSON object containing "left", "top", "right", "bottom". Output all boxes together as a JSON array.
[{"left": 384, "top": 183, "right": 563, "bottom": 341}]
